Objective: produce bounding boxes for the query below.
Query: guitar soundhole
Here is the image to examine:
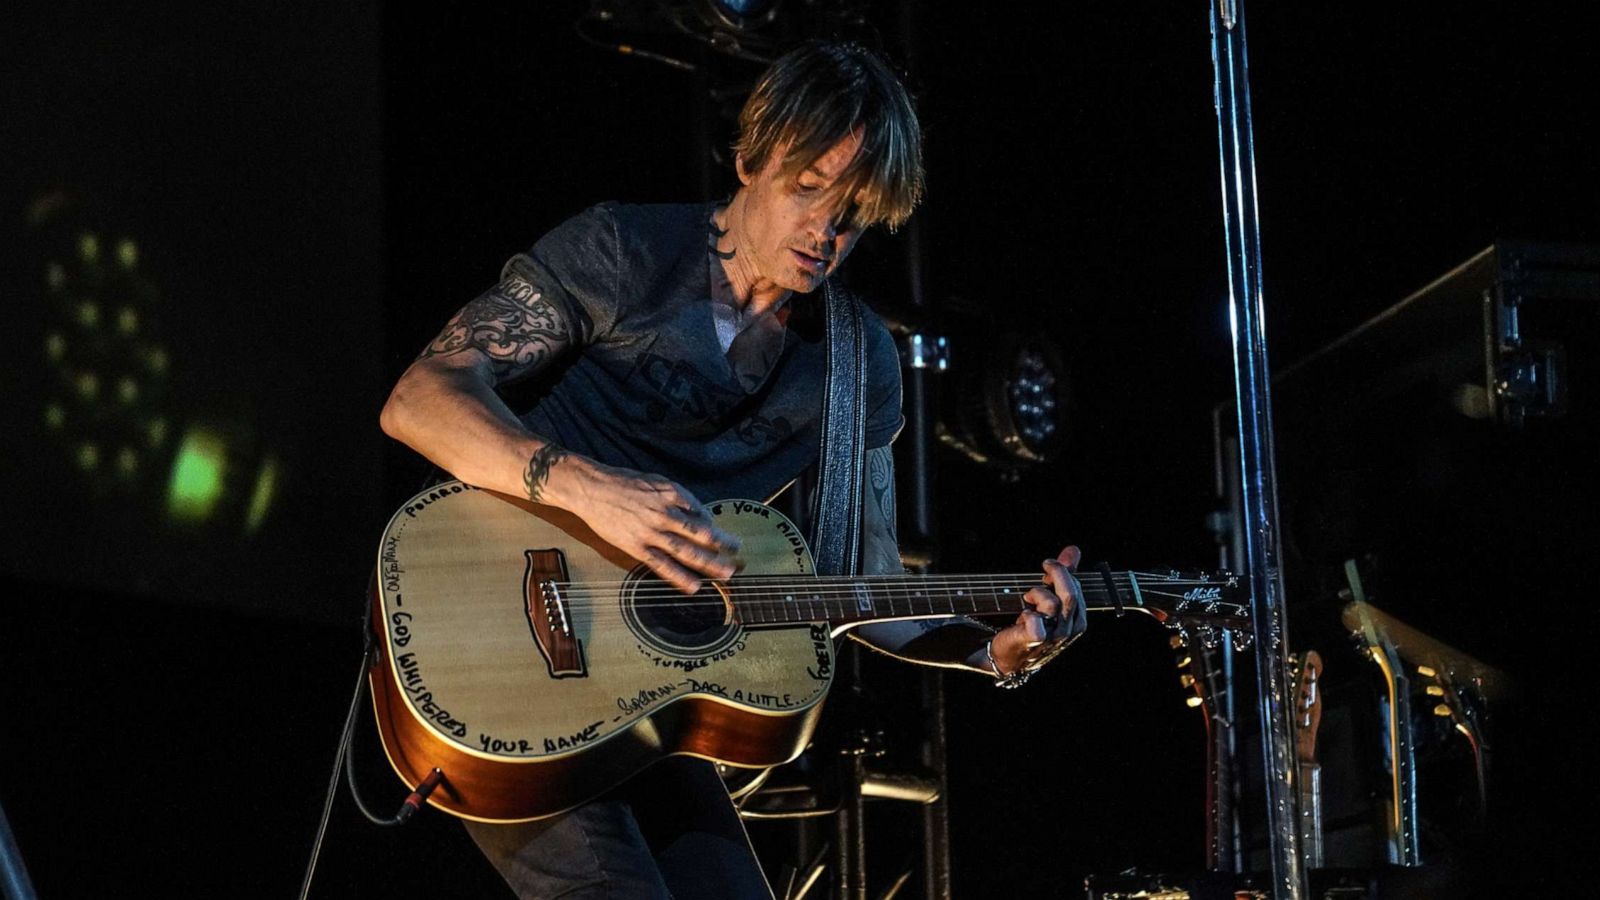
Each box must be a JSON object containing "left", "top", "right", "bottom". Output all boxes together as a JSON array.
[{"left": 621, "top": 567, "right": 743, "bottom": 659}]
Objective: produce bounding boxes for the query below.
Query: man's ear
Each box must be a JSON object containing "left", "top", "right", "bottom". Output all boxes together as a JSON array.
[{"left": 734, "top": 152, "right": 754, "bottom": 186}]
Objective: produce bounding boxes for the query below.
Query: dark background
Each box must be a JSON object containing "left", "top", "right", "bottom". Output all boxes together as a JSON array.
[{"left": 4, "top": 1, "right": 1596, "bottom": 896}]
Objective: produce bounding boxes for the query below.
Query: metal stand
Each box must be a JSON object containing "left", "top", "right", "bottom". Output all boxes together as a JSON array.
[
  {"left": 1, "top": 801, "right": 39, "bottom": 900},
  {"left": 1208, "top": 1, "right": 1307, "bottom": 897}
]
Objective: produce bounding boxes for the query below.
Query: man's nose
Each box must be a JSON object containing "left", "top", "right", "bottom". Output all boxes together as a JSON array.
[{"left": 805, "top": 209, "right": 841, "bottom": 243}]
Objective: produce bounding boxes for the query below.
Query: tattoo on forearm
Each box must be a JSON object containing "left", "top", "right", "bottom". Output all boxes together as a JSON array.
[
  {"left": 417, "top": 274, "right": 570, "bottom": 379},
  {"left": 861, "top": 446, "right": 901, "bottom": 574},
  {"left": 524, "top": 443, "right": 569, "bottom": 504}
]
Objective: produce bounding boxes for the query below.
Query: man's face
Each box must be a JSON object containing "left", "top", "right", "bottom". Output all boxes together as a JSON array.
[{"left": 736, "top": 130, "right": 869, "bottom": 295}]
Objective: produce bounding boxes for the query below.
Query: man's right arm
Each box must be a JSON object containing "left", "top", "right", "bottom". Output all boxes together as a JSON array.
[{"left": 379, "top": 272, "right": 739, "bottom": 593}]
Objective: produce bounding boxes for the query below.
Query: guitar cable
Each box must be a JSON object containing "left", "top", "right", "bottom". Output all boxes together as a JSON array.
[{"left": 297, "top": 586, "right": 446, "bottom": 900}]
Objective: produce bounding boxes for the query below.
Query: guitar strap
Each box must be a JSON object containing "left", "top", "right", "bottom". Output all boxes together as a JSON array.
[{"left": 809, "top": 277, "right": 867, "bottom": 577}]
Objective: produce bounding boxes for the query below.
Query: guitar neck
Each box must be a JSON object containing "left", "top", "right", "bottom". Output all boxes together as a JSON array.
[{"left": 721, "top": 571, "right": 1157, "bottom": 628}]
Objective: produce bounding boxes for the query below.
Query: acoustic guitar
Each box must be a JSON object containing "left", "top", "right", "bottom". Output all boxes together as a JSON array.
[{"left": 368, "top": 480, "right": 1248, "bottom": 822}]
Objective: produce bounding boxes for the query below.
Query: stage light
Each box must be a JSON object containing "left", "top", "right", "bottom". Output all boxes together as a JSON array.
[
  {"left": 579, "top": 0, "right": 872, "bottom": 69},
  {"left": 936, "top": 332, "right": 1068, "bottom": 476},
  {"left": 167, "top": 427, "right": 229, "bottom": 523},
  {"left": 31, "top": 193, "right": 171, "bottom": 499},
  {"left": 246, "top": 456, "right": 281, "bottom": 535}
]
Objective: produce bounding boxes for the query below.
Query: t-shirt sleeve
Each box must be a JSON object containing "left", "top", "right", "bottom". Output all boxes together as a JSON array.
[
  {"left": 862, "top": 312, "right": 905, "bottom": 448},
  {"left": 498, "top": 203, "right": 621, "bottom": 345}
]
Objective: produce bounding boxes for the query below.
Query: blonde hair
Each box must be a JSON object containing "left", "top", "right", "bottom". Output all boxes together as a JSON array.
[{"left": 734, "top": 42, "right": 924, "bottom": 231}]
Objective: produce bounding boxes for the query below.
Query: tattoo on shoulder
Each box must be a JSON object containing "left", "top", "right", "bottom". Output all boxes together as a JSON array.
[
  {"left": 417, "top": 273, "right": 570, "bottom": 378},
  {"left": 524, "top": 443, "right": 569, "bottom": 504}
]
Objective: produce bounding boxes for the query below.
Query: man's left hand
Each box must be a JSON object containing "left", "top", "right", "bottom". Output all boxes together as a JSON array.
[{"left": 988, "top": 545, "right": 1088, "bottom": 676}]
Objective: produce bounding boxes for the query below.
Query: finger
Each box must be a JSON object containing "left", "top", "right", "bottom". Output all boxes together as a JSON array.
[
  {"left": 659, "top": 532, "right": 737, "bottom": 580},
  {"left": 643, "top": 547, "right": 703, "bottom": 595},
  {"left": 1014, "top": 607, "right": 1048, "bottom": 647},
  {"left": 1023, "top": 584, "right": 1063, "bottom": 621},
  {"left": 1042, "top": 559, "right": 1082, "bottom": 618},
  {"left": 1058, "top": 544, "right": 1082, "bottom": 572},
  {"left": 665, "top": 505, "right": 742, "bottom": 555}
]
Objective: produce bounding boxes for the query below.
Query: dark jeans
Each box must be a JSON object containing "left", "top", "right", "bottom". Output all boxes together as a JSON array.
[{"left": 462, "top": 757, "right": 774, "bottom": 899}]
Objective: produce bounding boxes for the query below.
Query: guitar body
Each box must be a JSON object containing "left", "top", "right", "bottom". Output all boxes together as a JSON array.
[{"left": 369, "top": 482, "right": 835, "bottom": 823}]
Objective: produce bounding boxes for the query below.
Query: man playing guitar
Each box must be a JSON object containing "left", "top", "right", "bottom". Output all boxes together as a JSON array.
[{"left": 379, "top": 40, "right": 1087, "bottom": 900}]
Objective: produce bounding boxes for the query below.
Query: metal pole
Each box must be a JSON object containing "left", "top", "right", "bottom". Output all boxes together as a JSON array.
[{"left": 1207, "top": 1, "right": 1307, "bottom": 897}]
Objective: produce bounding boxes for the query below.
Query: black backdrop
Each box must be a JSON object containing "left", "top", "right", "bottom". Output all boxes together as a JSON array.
[{"left": 5, "top": 1, "right": 1597, "bottom": 896}]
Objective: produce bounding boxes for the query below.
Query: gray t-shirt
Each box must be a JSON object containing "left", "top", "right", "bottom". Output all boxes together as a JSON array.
[{"left": 499, "top": 202, "right": 903, "bottom": 504}]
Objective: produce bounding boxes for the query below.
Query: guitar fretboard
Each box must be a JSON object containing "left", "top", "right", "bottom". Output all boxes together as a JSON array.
[{"left": 722, "top": 572, "right": 1151, "bottom": 627}]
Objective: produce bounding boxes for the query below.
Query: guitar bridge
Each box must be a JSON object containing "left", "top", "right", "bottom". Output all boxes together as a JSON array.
[{"left": 523, "top": 549, "right": 588, "bottom": 678}]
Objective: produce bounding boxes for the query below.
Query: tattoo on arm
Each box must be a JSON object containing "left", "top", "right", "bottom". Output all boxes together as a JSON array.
[
  {"left": 417, "top": 274, "right": 571, "bottom": 381},
  {"left": 524, "top": 443, "right": 570, "bottom": 504},
  {"left": 861, "top": 446, "right": 902, "bottom": 576}
]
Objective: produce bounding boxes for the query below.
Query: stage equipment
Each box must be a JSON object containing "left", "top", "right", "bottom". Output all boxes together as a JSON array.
[
  {"left": 578, "top": 0, "right": 873, "bottom": 68},
  {"left": 29, "top": 192, "right": 172, "bottom": 497},
  {"left": 931, "top": 329, "right": 1067, "bottom": 475},
  {"left": 1274, "top": 241, "right": 1596, "bottom": 431},
  {"left": 1207, "top": 0, "right": 1308, "bottom": 895}
]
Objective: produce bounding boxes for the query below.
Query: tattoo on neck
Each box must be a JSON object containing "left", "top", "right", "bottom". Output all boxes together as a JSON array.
[{"left": 524, "top": 444, "right": 569, "bottom": 504}]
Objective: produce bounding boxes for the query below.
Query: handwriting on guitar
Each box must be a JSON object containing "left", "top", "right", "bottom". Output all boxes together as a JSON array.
[
  {"left": 635, "top": 638, "right": 747, "bottom": 672},
  {"left": 685, "top": 678, "right": 800, "bottom": 709},
  {"left": 396, "top": 651, "right": 468, "bottom": 737},
  {"left": 400, "top": 482, "right": 475, "bottom": 519},
  {"left": 806, "top": 624, "right": 831, "bottom": 681},
  {"left": 381, "top": 535, "right": 403, "bottom": 595},
  {"left": 390, "top": 610, "right": 413, "bottom": 647},
  {"left": 545, "top": 721, "right": 603, "bottom": 753},
  {"left": 616, "top": 682, "right": 678, "bottom": 717}
]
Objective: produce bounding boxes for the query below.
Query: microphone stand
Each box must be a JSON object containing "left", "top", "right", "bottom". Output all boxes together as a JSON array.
[{"left": 1207, "top": 1, "right": 1308, "bottom": 897}]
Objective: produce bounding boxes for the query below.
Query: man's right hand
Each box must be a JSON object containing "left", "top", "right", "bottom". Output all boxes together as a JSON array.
[{"left": 545, "top": 454, "right": 742, "bottom": 595}]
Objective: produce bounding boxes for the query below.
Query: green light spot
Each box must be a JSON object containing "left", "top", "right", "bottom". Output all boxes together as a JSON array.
[
  {"left": 78, "top": 443, "right": 100, "bottom": 471},
  {"left": 45, "top": 332, "right": 67, "bottom": 362},
  {"left": 117, "top": 239, "right": 139, "bottom": 269},
  {"left": 47, "top": 263, "right": 65, "bottom": 291},
  {"left": 117, "top": 446, "right": 139, "bottom": 476},
  {"left": 245, "top": 456, "right": 280, "bottom": 534},
  {"left": 147, "top": 347, "right": 169, "bottom": 374},
  {"left": 75, "top": 371, "right": 100, "bottom": 400},
  {"left": 44, "top": 404, "right": 66, "bottom": 429},
  {"left": 167, "top": 428, "right": 229, "bottom": 523},
  {"left": 147, "top": 417, "right": 168, "bottom": 447},
  {"left": 117, "top": 376, "right": 139, "bottom": 403},
  {"left": 118, "top": 307, "right": 139, "bottom": 334},
  {"left": 77, "top": 302, "right": 100, "bottom": 328},
  {"left": 78, "top": 233, "right": 99, "bottom": 263}
]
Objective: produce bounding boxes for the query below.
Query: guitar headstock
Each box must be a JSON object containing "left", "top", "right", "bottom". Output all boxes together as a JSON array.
[{"left": 1126, "top": 570, "right": 1251, "bottom": 638}]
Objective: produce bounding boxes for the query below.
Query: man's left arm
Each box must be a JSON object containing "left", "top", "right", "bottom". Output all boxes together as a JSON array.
[{"left": 848, "top": 446, "right": 1087, "bottom": 678}]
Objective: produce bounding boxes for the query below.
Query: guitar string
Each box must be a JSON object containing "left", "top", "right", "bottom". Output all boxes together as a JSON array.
[
  {"left": 543, "top": 577, "right": 1238, "bottom": 617},
  {"left": 547, "top": 575, "right": 1224, "bottom": 601}
]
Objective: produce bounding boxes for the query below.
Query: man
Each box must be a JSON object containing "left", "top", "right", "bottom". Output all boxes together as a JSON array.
[{"left": 380, "top": 41, "right": 1086, "bottom": 900}]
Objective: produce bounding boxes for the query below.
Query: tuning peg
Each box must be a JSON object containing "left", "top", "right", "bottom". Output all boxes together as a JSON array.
[
  {"left": 1169, "top": 634, "right": 1187, "bottom": 650},
  {"left": 1185, "top": 696, "right": 1204, "bottom": 709},
  {"left": 1179, "top": 673, "right": 1196, "bottom": 688},
  {"left": 1425, "top": 685, "right": 1445, "bottom": 697},
  {"left": 1417, "top": 665, "right": 1438, "bottom": 678},
  {"left": 1433, "top": 703, "right": 1452, "bottom": 718}
]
